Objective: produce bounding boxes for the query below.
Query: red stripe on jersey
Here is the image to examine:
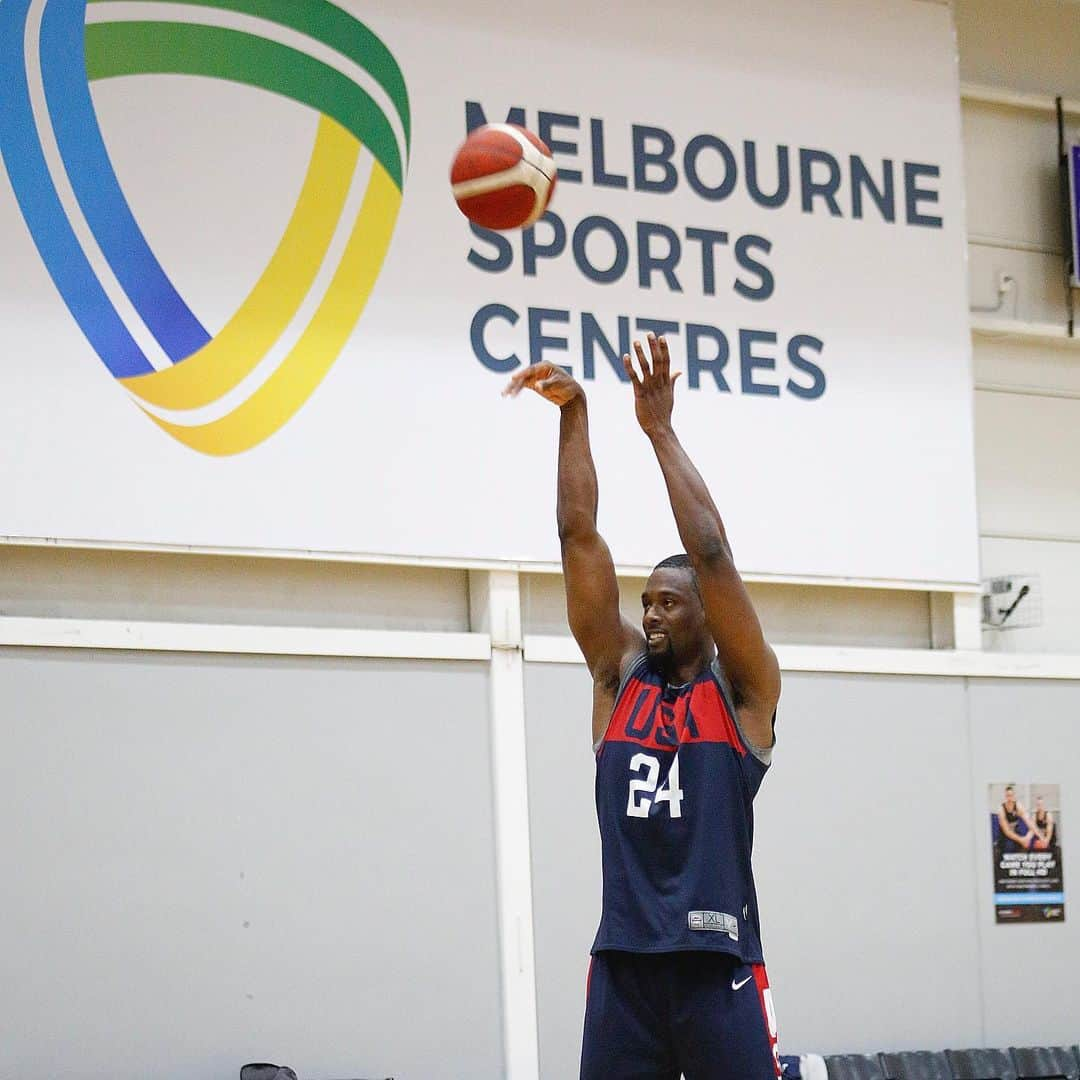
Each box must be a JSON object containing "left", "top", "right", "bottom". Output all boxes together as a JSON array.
[
  {"left": 752, "top": 963, "right": 781, "bottom": 1079},
  {"left": 602, "top": 675, "right": 746, "bottom": 754}
]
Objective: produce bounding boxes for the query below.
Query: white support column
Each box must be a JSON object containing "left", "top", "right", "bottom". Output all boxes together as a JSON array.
[
  {"left": 470, "top": 570, "right": 540, "bottom": 1080},
  {"left": 930, "top": 591, "right": 983, "bottom": 652},
  {"left": 929, "top": 591, "right": 956, "bottom": 650},
  {"left": 952, "top": 591, "right": 984, "bottom": 652}
]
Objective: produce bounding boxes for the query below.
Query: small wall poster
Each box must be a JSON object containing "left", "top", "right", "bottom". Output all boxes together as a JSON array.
[{"left": 989, "top": 782, "right": 1064, "bottom": 923}]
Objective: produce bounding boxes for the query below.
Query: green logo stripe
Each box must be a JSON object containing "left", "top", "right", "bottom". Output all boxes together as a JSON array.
[
  {"left": 87, "top": 0, "right": 411, "bottom": 154},
  {"left": 84, "top": 20, "right": 403, "bottom": 189}
]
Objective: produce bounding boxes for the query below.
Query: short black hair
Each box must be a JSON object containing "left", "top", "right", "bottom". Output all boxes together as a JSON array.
[
  {"left": 654, "top": 553, "right": 693, "bottom": 572},
  {"left": 652, "top": 554, "right": 700, "bottom": 596}
]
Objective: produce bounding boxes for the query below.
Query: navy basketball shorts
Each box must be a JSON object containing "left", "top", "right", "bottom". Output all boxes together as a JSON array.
[{"left": 580, "top": 951, "right": 780, "bottom": 1080}]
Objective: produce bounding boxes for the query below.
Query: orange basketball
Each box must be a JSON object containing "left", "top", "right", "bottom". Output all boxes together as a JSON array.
[{"left": 450, "top": 123, "right": 557, "bottom": 231}]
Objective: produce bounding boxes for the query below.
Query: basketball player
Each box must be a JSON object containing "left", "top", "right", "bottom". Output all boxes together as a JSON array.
[
  {"left": 998, "top": 785, "right": 1036, "bottom": 852},
  {"left": 506, "top": 333, "right": 782, "bottom": 1079},
  {"left": 1032, "top": 795, "right": 1056, "bottom": 851}
]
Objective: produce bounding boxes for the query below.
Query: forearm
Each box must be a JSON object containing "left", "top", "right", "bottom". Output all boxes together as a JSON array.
[
  {"left": 556, "top": 397, "right": 599, "bottom": 539},
  {"left": 648, "top": 425, "right": 731, "bottom": 562}
]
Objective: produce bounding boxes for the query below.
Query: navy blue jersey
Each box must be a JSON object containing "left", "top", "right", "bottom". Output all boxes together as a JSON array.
[{"left": 591, "top": 653, "right": 772, "bottom": 963}]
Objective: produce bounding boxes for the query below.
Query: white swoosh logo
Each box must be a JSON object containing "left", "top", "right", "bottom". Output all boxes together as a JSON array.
[{"left": 732, "top": 974, "right": 753, "bottom": 991}]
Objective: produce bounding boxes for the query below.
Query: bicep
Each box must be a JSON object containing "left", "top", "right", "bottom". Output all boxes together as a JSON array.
[
  {"left": 561, "top": 529, "right": 642, "bottom": 680},
  {"left": 695, "top": 554, "right": 781, "bottom": 715}
]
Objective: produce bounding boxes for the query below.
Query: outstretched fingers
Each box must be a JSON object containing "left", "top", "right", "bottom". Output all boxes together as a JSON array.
[
  {"left": 633, "top": 338, "right": 651, "bottom": 380},
  {"left": 654, "top": 333, "right": 670, "bottom": 380},
  {"left": 503, "top": 362, "right": 549, "bottom": 397}
]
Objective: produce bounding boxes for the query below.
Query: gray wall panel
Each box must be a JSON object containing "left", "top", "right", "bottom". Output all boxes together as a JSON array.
[
  {"left": 0, "top": 650, "right": 502, "bottom": 1080},
  {"left": 525, "top": 665, "right": 989, "bottom": 1067},
  {"left": 754, "top": 673, "right": 983, "bottom": 1054},
  {"left": 966, "top": 678, "right": 1080, "bottom": 1048},
  {"left": 523, "top": 662, "right": 601, "bottom": 1080}
]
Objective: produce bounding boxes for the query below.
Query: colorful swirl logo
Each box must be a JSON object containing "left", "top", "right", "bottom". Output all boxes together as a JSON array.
[{"left": 0, "top": 0, "right": 409, "bottom": 455}]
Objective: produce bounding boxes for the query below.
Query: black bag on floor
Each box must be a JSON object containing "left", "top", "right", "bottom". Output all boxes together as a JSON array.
[{"left": 241, "top": 1065, "right": 298, "bottom": 1080}]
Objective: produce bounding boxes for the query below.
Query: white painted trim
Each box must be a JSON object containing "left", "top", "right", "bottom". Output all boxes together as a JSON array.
[
  {"left": 971, "top": 318, "right": 1080, "bottom": 347},
  {"left": 969, "top": 232, "right": 1062, "bottom": 257},
  {"left": 981, "top": 529, "right": 1080, "bottom": 545},
  {"left": 523, "top": 634, "right": 1080, "bottom": 680},
  {"left": 0, "top": 617, "right": 490, "bottom": 661},
  {"left": 525, "top": 635, "right": 586, "bottom": 664},
  {"left": 16, "top": 621, "right": 1078, "bottom": 681},
  {"left": 481, "top": 572, "right": 540, "bottom": 1080},
  {"left": 0, "top": 535, "right": 530, "bottom": 572},
  {"left": 961, "top": 83, "right": 1080, "bottom": 116},
  {"left": 975, "top": 381, "right": 1080, "bottom": 402}
]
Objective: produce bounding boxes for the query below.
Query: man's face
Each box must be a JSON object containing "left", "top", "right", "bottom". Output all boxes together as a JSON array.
[{"left": 641, "top": 568, "right": 708, "bottom": 666}]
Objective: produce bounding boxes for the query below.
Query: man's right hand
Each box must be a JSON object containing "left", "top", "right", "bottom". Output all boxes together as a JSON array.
[{"left": 503, "top": 362, "right": 584, "bottom": 408}]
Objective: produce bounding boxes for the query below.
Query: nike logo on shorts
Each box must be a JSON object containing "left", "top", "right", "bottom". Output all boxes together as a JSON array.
[{"left": 731, "top": 974, "right": 753, "bottom": 991}]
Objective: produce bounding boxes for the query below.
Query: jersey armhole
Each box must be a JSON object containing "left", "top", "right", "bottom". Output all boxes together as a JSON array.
[
  {"left": 710, "top": 658, "right": 776, "bottom": 766},
  {"left": 593, "top": 652, "right": 648, "bottom": 753}
]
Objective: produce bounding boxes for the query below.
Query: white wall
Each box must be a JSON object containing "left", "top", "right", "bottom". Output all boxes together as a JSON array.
[{"left": 956, "top": 0, "right": 1080, "bottom": 655}]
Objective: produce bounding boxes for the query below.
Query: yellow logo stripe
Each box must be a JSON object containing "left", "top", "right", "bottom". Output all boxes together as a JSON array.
[
  {"left": 119, "top": 116, "right": 359, "bottom": 410},
  {"left": 138, "top": 161, "right": 401, "bottom": 455}
]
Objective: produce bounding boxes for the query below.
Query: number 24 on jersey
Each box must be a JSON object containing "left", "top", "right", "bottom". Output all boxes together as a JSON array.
[{"left": 626, "top": 752, "right": 684, "bottom": 818}]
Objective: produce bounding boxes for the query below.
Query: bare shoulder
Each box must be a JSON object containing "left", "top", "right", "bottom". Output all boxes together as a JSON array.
[{"left": 590, "top": 627, "right": 644, "bottom": 746}]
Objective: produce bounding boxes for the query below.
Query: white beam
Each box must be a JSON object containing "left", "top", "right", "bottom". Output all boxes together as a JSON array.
[
  {"left": 0, "top": 616, "right": 490, "bottom": 660},
  {"left": 961, "top": 82, "right": 1080, "bottom": 116},
  {"left": 479, "top": 572, "right": 540, "bottom": 1080},
  {"left": 971, "top": 318, "right": 1080, "bottom": 347},
  {"left": 952, "top": 593, "right": 984, "bottom": 652},
  {"left": 523, "top": 634, "right": 1080, "bottom": 680}
]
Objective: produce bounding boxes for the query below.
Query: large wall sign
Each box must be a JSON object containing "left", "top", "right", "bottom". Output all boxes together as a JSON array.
[{"left": 0, "top": 0, "right": 979, "bottom": 583}]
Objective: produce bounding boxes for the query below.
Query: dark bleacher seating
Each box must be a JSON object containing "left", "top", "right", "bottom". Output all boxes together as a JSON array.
[
  {"left": 947, "top": 1048, "right": 1018, "bottom": 1080},
  {"left": 1011, "top": 1045, "right": 1080, "bottom": 1079},
  {"left": 880, "top": 1049, "right": 951, "bottom": 1079},
  {"left": 826, "top": 1054, "right": 886, "bottom": 1080}
]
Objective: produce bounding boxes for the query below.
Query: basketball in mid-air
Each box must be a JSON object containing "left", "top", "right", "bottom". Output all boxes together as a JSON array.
[{"left": 450, "top": 123, "right": 557, "bottom": 231}]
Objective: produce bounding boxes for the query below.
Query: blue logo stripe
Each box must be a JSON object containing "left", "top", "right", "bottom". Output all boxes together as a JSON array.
[
  {"left": 0, "top": 0, "right": 152, "bottom": 378},
  {"left": 41, "top": 1, "right": 211, "bottom": 363}
]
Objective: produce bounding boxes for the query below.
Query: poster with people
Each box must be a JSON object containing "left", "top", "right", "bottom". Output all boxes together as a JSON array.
[{"left": 989, "top": 783, "right": 1064, "bottom": 923}]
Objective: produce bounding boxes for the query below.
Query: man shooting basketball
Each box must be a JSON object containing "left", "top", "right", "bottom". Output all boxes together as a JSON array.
[{"left": 505, "top": 332, "right": 782, "bottom": 1080}]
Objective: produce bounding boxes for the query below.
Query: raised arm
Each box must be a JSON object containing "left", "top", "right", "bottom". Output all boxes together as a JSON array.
[
  {"left": 623, "top": 334, "right": 781, "bottom": 748},
  {"left": 504, "top": 364, "right": 642, "bottom": 693}
]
